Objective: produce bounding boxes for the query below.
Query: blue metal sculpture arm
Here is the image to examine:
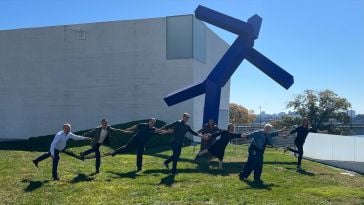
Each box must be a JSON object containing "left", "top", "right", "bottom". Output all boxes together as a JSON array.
[
  {"left": 206, "top": 36, "right": 253, "bottom": 87},
  {"left": 247, "top": 15, "right": 262, "bottom": 39},
  {"left": 246, "top": 48, "right": 294, "bottom": 89},
  {"left": 195, "top": 5, "right": 254, "bottom": 37},
  {"left": 164, "top": 81, "right": 206, "bottom": 106}
]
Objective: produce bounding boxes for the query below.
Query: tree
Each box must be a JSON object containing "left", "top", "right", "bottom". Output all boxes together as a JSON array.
[
  {"left": 286, "top": 89, "right": 351, "bottom": 130},
  {"left": 271, "top": 115, "right": 302, "bottom": 129},
  {"left": 229, "top": 103, "right": 256, "bottom": 125}
]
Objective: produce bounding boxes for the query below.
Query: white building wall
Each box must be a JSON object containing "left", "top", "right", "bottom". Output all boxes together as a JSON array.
[{"left": 0, "top": 16, "right": 229, "bottom": 140}]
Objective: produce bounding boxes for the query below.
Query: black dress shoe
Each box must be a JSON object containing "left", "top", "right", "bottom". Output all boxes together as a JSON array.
[
  {"left": 53, "top": 177, "right": 60, "bottom": 181},
  {"left": 163, "top": 162, "right": 169, "bottom": 169},
  {"left": 239, "top": 175, "right": 247, "bottom": 182},
  {"left": 80, "top": 152, "right": 85, "bottom": 161},
  {"left": 253, "top": 179, "right": 263, "bottom": 184},
  {"left": 32, "top": 160, "right": 38, "bottom": 168}
]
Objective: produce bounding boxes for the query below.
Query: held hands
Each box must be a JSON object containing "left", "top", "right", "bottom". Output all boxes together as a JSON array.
[
  {"left": 280, "top": 127, "right": 287, "bottom": 132},
  {"left": 241, "top": 133, "right": 249, "bottom": 138},
  {"left": 122, "top": 129, "right": 134, "bottom": 134},
  {"left": 155, "top": 129, "right": 174, "bottom": 134},
  {"left": 201, "top": 134, "right": 210, "bottom": 140},
  {"left": 155, "top": 129, "right": 165, "bottom": 134}
]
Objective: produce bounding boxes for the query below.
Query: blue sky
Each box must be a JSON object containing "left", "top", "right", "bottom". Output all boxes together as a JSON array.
[{"left": 1, "top": 0, "right": 363, "bottom": 114}]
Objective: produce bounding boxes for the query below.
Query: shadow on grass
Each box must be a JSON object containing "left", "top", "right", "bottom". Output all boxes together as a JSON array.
[
  {"left": 149, "top": 153, "right": 244, "bottom": 175},
  {"left": 106, "top": 170, "right": 139, "bottom": 179},
  {"left": 22, "top": 179, "right": 50, "bottom": 192},
  {"left": 70, "top": 173, "right": 95, "bottom": 183},
  {"left": 297, "top": 169, "right": 315, "bottom": 176},
  {"left": 263, "top": 161, "right": 298, "bottom": 165},
  {"left": 286, "top": 168, "right": 315, "bottom": 176},
  {"left": 159, "top": 174, "right": 175, "bottom": 186},
  {"left": 144, "top": 161, "right": 244, "bottom": 176},
  {"left": 242, "top": 180, "right": 278, "bottom": 190}
]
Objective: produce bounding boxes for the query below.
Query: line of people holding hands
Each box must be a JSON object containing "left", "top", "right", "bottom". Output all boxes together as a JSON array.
[{"left": 33, "top": 113, "right": 314, "bottom": 184}]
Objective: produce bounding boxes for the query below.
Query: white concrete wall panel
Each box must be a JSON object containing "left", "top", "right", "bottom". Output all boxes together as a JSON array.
[{"left": 0, "top": 16, "right": 229, "bottom": 139}]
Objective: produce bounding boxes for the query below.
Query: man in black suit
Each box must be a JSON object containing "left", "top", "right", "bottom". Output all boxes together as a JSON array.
[{"left": 80, "top": 118, "right": 132, "bottom": 173}]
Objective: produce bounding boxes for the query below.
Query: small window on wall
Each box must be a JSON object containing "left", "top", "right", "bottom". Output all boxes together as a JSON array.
[
  {"left": 77, "top": 30, "right": 86, "bottom": 40},
  {"left": 166, "top": 15, "right": 206, "bottom": 63},
  {"left": 65, "top": 27, "right": 86, "bottom": 40}
]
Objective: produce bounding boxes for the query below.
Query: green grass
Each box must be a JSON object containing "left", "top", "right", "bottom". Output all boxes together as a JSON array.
[{"left": 0, "top": 144, "right": 364, "bottom": 205}]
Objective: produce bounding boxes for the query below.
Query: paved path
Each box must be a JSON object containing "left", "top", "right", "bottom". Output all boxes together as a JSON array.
[{"left": 306, "top": 158, "right": 364, "bottom": 174}]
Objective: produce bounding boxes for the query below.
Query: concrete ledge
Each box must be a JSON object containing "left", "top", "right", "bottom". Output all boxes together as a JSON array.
[{"left": 305, "top": 157, "right": 364, "bottom": 175}]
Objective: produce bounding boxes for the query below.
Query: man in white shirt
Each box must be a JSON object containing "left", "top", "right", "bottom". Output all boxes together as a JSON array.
[
  {"left": 80, "top": 118, "right": 132, "bottom": 173},
  {"left": 32, "top": 123, "right": 91, "bottom": 180}
]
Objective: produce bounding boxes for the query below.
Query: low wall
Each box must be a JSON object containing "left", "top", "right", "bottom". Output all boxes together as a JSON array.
[{"left": 304, "top": 133, "right": 364, "bottom": 162}]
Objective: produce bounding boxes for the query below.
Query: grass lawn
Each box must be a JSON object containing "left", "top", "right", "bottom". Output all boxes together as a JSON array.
[{"left": 0, "top": 144, "right": 364, "bottom": 204}]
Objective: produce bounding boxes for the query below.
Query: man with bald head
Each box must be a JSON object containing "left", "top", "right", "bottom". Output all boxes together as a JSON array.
[
  {"left": 32, "top": 123, "right": 91, "bottom": 180},
  {"left": 239, "top": 124, "right": 286, "bottom": 183}
]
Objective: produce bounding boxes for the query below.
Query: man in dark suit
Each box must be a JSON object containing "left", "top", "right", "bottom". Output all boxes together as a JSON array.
[
  {"left": 110, "top": 118, "right": 171, "bottom": 171},
  {"left": 80, "top": 118, "right": 132, "bottom": 173},
  {"left": 159, "top": 113, "right": 205, "bottom": 175},
  {"left": 199, "top": 119, "right": 219, "bottom": 149}
]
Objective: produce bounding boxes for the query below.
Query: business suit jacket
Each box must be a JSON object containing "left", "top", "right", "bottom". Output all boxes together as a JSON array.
[{"left": 84, "top": 126, "right": 119, "bottom": 147}]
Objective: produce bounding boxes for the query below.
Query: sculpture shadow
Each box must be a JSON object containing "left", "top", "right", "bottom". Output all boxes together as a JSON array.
[
  {"left": 22, "top": 179, "right": 50, "bottom": 192},
  {"left": 70, "top": 173, "right": 95, "bottom": 183}
]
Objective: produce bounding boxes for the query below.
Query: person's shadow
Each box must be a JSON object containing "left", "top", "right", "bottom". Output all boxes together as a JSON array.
[
  {"left": 297, "top": 169, "right": 315, "bottom": 176},
  {"left": 22, "top": 179, "right": 50, "bottom": 192},
  {"left": 70, "top": 173, "right": 95, "bottom": 184},
  {"left": 106, "top": 170, "right": 139, "bottom": 179},
  {"left": 159, "top": 174, "right": 175, "bottom": 186},
  {"left": 285, "top": 167, "right": 315, "bottom": 176},
  {"left": 242, "top": 180, "right": 278, "bottom": 190}
]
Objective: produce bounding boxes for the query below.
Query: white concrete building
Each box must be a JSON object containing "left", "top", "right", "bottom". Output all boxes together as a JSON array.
[{"left": 0, "top": 15, "right": 230, "bottom": 140}]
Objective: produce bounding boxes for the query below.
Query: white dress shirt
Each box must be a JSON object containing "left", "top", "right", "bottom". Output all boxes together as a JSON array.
[
  {"left": 50, "top": 131, "right": 86, "bottom": 155},
  {"left": 98, "top": 129, "right": 108, "bottom": 143}
]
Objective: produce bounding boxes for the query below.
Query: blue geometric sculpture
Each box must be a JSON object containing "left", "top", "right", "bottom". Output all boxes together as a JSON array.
[{"left": 164, "top": 5, "right": 294, "bottom": 125}]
